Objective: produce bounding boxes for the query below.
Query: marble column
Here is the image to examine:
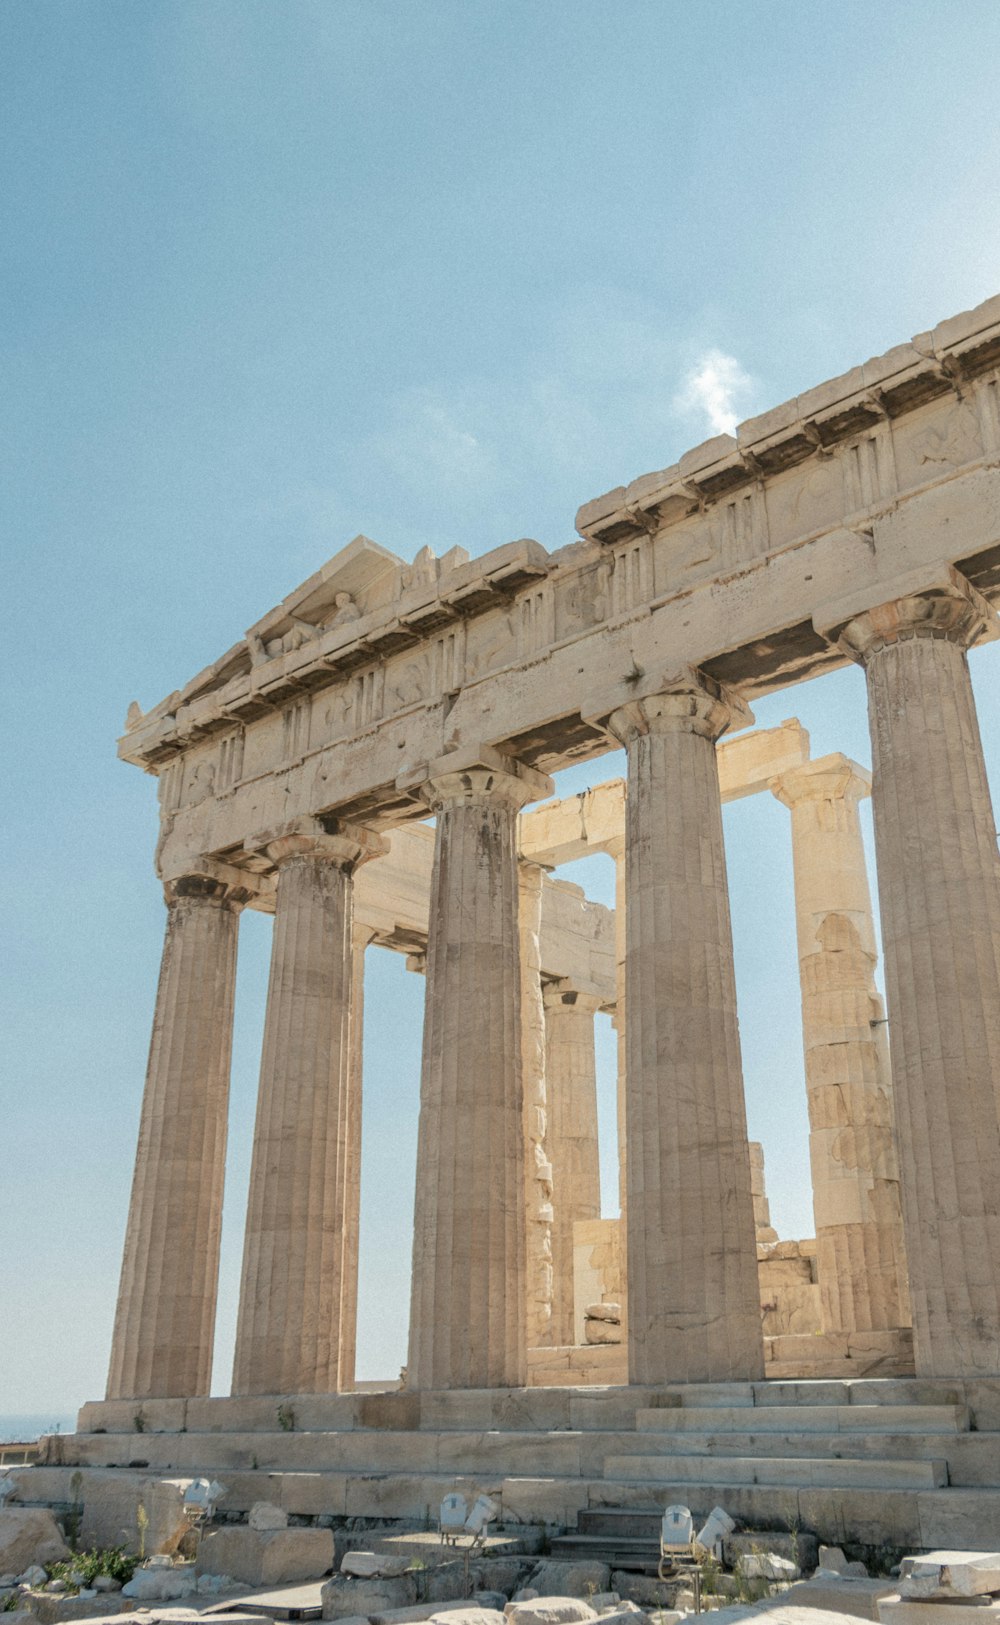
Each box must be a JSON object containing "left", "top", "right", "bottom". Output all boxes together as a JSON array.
[
  {"left": 607, "top": 835, "right": 629, "bottom": 1345},
  {"left": 407, "top": 755, "right": 551, "bottom": 1389},
  {"left": 107, "top": 874, "right": 246, "bottom": 1400},
  {"left": 337, "top": 923, "right": 376, "bottom": 1392},
  {"left": 519, "top": 862, "right": 554, "bottom": 1351},
  {"left": 773, "top": 755, "right": 910, "bottom": 1335},
  {"left": 821, "top": 569, "right": 1000, "bottom": 1376},
  {"left": 608, "top": 673, "right": 764, "bottom": 1385},
  {"left": 232, "top": 822, "right": 385, "bottom": 1396},
  {"left": 543, "top": 981, "right": 603, "bottom": 1347}
]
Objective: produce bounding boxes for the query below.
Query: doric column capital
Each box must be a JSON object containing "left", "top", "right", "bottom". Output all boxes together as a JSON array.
[
  {"left": 162, "top": 867, "right": 258, "bottom": 911},
  {"left": 409, "top": 746, "right": 553, "bottom": 815},
  {"left": 542, "top": 978, "right": 604, "bottom": 1016},
  {"left": 772, "top": 752, "right": 871, "bottom": 811},
  {"left": 814, "top": 563, "right": 998, "bottom": 666},
  {"left": 605, "top": 668, "right": 752, "bottom": 747},
  {"left": 245, "top": 816, "right": 388, "bottom": 873}
]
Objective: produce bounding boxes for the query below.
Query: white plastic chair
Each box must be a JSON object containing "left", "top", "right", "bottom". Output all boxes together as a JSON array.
[
  {"left": 464, "top": 1492, "right": 498, "bottom": 1545},
  {"left": 439, "top": 1492, "right": 468, "bottom": 1546},
  {"left": 658, "top": 1503, "right": 703, "bottom": 1613}
]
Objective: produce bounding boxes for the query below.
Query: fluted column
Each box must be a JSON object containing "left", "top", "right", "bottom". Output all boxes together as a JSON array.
[
  {"left": 232, "top": 821, "right": 385, "bottom": 1396},
  {"left": 519, "top": 862, "right": 554, "bottom": 1350},
  {"left": 543, "top": 981, "right": 602, "bottom": 1347},
  {"left": 820, "top": 568, "right": 1000, "bottom": 1376},
  {"left": 338, "top": 922, "right": 376, "bottom": 1391},
  {"left": 773, "top": 756, "right": 910, "bottom": 1334},
  {"left": 107, "top": 874, "right": 246, "bottom": 1400},
  {"left": 607, "top": 835, "right": 629, "bottom": 1345},
  {"left": 407, "top": 754, "right": 552, "bottom": 1389},
  {"left": 608, "top": 672, "right": 764, "bottom": 1384}
]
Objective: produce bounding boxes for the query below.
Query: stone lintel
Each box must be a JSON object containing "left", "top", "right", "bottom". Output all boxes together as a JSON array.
[{"left": 814, "top": 562, "right": 999, "bottom": 659}]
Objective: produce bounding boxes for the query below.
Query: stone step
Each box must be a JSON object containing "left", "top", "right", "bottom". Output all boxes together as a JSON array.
[
  {"left": 547, "top": 1533, "right": 660, "bottom": 1572},
  {"left": 70, "top": 1377, "right": 1000, "bottom": 1447},
  {"left": 56, "top": 1420, "right": 994, "bottom": 1484},
  {"left": 636, "top": 1403, "right": 970, "bottom": 1434},
  {"left": 577, "top": 1507, "right": 663, "bottom": 1537},
  {"left": 602, "top": 1453, "right": 948, "bottom": 1489},
  {"left": 48, "top": 1427, "right": 652, "bottom": 1478},
  {"left": 615, "top": 1428, "right": 1000, "bottom": 1484}
]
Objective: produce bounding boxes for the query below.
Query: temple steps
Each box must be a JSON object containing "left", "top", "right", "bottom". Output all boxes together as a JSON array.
[
  {"left": 601, "top": 1453, "right": 948, "bottom": 1489},
  {"left": 634, "top": 1403, "right": 970, "bottom": 1433},
  {"left": 18, "top": 1379, "right": 1000, "bottom": 1554},
  {"left": 43, "top": 1423, "right": 1000, "bottom": 1486}
]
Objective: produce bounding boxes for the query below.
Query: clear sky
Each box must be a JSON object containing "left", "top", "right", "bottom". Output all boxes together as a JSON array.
[{"left": 3, "top": 0, "right": 1000, "bottom": 1421}]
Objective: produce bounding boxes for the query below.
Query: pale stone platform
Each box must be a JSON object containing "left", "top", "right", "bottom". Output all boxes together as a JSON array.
[{"left": 11, "top": 1379, "right": 1000, "bottom": 1553}]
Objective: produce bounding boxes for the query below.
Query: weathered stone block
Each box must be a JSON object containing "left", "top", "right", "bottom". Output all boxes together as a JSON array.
[
  {"left": 505, "top": 1602, "right": 596, "bottom": 1625},
  {"left": 880, "top": 1601, "right": 1000, "bottom": 1625},
  {"left": 197, "top": 1526, "right": 333, "bottom": 1587},
  {"left": 899, "top": 1552, "right": 1000, "bottom": 1599},
  {"left": 0, "top": 1509, "right": 70, "bottom": 1573},
  {"left": 527, "top": 1563, "right": 610, "bottom": 1599},
  {"left": 76, "top": 1475, "right": 192, "bottom": 1556}
]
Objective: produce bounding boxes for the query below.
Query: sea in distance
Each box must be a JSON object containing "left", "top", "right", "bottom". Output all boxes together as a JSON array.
[{"left": 1, "top": 1414, "right": 77, "bottom": 1444}]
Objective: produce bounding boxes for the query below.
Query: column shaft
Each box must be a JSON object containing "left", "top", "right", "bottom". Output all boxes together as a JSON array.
[
  {"left": 830, "top": 572, "right": 1000, "bottom": 1375},
  {"left": 233, "top": 827, "right": 381, "bottom": 1395},
  {"left": 774, "top": 758, "right": 910, "bottom": 1334},
  {"left": 610, "top": 678, "right": 764, "bottom": 1384},
  {"left": 107, "top": 878, "right": 242, "bottom": 1400},
  {"left": 338, "top": 925, "right": 373, "bottom": 1391},
  {"left": 519, "top": 864, "right": 554, "bottom": 1350},
  {"left": 408, "top": 759, "right": 549, "bottom": 1389},
  {"left": 544, "top": 983, "right": 602, "bottom": 1347}
]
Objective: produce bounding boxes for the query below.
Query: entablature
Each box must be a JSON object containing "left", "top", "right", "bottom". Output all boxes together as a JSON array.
[{"left": 125, "top": 296, "right": 1000, "bottom": 880}]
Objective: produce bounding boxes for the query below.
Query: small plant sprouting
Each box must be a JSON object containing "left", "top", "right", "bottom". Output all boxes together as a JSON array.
[
  {"left": 44, "top": 1547, "right": 137, "bottom": 1593},
  {"left": 699, "top": 1551, "right": 721, "bottom": 1597},
  {"left": 132, "top": 1409, "right": 147, "bottom": 1434},
  {"left": 276, "top": 1403, "right": 296, "bottom": 1432},
  {"left": 136, "top": 1502, "right": 149, "bottom": 1563}
]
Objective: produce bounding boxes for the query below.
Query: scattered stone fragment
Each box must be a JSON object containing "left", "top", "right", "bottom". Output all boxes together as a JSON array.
[
  {"left": 248, "top": 1503, "right": 288, "bottom": 1532},
  {"left": 527, "top": 1565, "right": 610, "bottom": 1601},
  {"left": 738, "top": 1556, "right": 801, "bottom": 1583},
  {"left": 899, "top": 1553, "right": 1000, "bottom": 1600},
  {"left": 505, "top": 1601, "right": 597, "bottom": 1625},
  {"left": 341, "top": 1553, "right": 413, "bottom": 1579},
  {"left": 427, "top": 1610, "right": 507, "bottom": 1625},
  {"left": 122, "top": 1564, "right": 196, "bottom": 1602}
]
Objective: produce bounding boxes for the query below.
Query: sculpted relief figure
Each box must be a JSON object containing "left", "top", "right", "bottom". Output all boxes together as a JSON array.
[
  {"left": 331, "top": 590, "right": 361, "bottom": 626},
  {"left": 247, "top": 596, "right": 361, "bottom": 667}
]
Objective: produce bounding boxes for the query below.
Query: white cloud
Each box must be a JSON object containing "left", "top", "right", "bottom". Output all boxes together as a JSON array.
[
  {"left": 675, "top": 348, "right": 753, "bottom": 437},
  {"left": 371, "top": 388, "right": 496, "bottom": 496}
]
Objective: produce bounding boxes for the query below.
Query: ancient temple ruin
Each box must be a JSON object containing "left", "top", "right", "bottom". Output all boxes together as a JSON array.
[{"left": 29, "top": 293, "right": 1000, "bottom": 1551}]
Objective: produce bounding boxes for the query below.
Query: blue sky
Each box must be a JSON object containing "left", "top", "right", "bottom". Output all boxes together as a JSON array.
[{"left": 3, "top": 0, "right": 1000, "bottom": 1418}]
